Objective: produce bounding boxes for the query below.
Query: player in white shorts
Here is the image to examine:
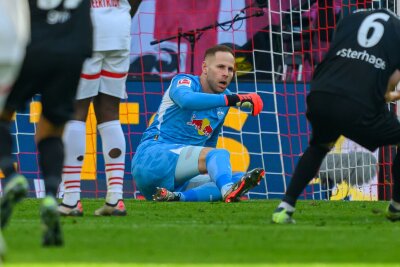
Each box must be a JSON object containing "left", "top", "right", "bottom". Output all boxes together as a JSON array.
[
  {"left": 59, "top": 0, "right": 134, "bottom": 216},
  {"left": 0, "top": 0, "right": 30, "bottom": 258},
  {"left": 0, "top": 0, "right": 30, "bottom": 113}
]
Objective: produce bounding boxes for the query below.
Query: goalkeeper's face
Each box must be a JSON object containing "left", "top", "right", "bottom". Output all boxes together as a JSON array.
[{"left": 202, "top": 51, "right": 235, "bottom": 94}]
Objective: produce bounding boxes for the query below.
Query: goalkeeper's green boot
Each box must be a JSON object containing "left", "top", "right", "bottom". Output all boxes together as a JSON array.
[
  {"left": 41, "top": 196, "right": 63, "bottom": 247},
  {"left": 272, "top": 207, "right": 296, "bottom": 224},
  {"left": 1, "top": 174, "right": 29, "bottom": 229},
  {"left": 385, "top": 204, "right": 400, "bottom": 222}
]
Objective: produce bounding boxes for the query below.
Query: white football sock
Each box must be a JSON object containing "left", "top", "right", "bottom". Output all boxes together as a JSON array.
[
  {"left": 61, "top": 120, "right": 86, "bottom": 206},
  {"left": 278, "top": 201, "right": 295, "bottom": 213},
  {"left": 98, "top": 120, "right": 126, "bottom": 205},
  {"left": 390, "top": 200, "right": 400, "bottom": 210},
  {"left": 221, "top": 182, "right": 234, "bottom": 197}
]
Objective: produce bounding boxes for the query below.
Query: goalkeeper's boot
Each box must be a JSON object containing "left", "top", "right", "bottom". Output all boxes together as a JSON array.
[
  {"left": 58, "top": 200, "right": 83, "bottom": 217},
  {"left": 1, "top": 174, "right": 29, "bottom": 229},
  {"left": 41, "top": 196, "right": 63, "bottom": 247},
  {"left": 385, "top": 204, "right": 400, "bottom": 222},
  {"left": 223, "top": 168, "right": 265, "bottom": 203},
  {"left": 272, "top": 207, "right": 296, "bottom": 224},
  {"left": 94, "top": 200, "right": 126, "bottom": 216},
  {"left": 153, "top": 187, "right": 180, "bottom": 201}
]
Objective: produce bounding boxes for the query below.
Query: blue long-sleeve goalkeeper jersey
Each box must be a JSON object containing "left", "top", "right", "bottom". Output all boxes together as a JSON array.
[{"left": 141, "top": 74, "right": 231, "bottom": 147}]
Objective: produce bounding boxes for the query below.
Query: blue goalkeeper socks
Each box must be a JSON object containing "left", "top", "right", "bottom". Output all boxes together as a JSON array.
[
  {"left": 231, "top": 172, "right": 244, "bottom": 183},
  {"left": 179, "top": 182, "right": 221, "bottom": 202},
  {"left": 205, "top": 149, "right": 233, "bottom": 192},
  {"left": 178, "top": 173, "right": 244, "bottom": 202}
]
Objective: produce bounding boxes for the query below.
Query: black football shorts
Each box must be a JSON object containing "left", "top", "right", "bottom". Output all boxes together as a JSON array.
[
  {"left": 5, "top": 48, "right": 85, "bottom": 125},
  {"left": 307, "top": 91, "right": 400, "bottom": 152}
]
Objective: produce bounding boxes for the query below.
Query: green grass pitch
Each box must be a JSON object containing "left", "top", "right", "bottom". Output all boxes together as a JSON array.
[{"left": 3, "top": 199, "right": 400, "bottom": 267}]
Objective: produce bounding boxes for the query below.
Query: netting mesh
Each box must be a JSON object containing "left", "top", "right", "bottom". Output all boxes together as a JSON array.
[{"left": 1, "top": 0, "right": 398, "bottom": 200}]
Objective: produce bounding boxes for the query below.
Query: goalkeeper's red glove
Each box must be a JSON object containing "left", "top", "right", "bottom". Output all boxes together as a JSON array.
[{"left": 224, "top": 93, "right": 263, "bottom": 116}]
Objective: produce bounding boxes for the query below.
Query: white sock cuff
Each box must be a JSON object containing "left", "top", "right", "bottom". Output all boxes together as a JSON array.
[
  {"left": 98, "top": 120, "right": 126, "bottom": 160},
  {"left": 63, "top": 120, "right": 86, "bottom": 149},
  {"left": 97, "top": 120, "right": 121, "bottom": 131},
  {"left": 66, "top": 120, "right": 86, "bottom": 130},
  {"left": 278, "top": 201, "right": 295, "bottom": 212},
  {"left": 390, "top": 200, "right": 400, "bottom": 210},
  {"left": 63, "top": 192, "right": 81, "bottom": 206},
  {"left": 221, "top": 182, "right": 234, "bottom": 197}
]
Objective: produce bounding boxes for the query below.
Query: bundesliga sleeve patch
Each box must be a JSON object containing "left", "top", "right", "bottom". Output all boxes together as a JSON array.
[{"left": 177, "top": 78, "right": 192, "bottom": 87}]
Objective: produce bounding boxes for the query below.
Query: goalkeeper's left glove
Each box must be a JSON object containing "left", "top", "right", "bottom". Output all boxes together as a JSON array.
[{"left": 224, "top": 93, "right": 263, "bottom": 116}]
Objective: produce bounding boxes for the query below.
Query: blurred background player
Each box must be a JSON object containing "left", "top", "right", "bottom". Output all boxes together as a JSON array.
[
  {"left": 0, "top": 0, "right": 30, "bottom": 259},
  {"left": 132, "top": 45, "right": 265, "bottom": 203},
  {"left": 0, "top": 0, "right": 92, "bottom": 246},
  {"left": 272, "top": 9, "right": 400, "bottom": 224},
  {"left": 59, "top": 0, "right": 139, "bottom": 216},
  {"left": 0, "top": 0, "right": 30, "bottom": 112}
]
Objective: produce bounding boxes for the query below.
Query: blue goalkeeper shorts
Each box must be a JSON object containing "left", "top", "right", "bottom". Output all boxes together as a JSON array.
[{"left": 131, "top": 139, "right": 184, "bottom": 200}]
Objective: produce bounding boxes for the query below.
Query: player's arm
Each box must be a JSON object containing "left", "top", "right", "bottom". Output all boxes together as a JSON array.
[
  {"left": 384, "top": 69, "right": 400, "bottom": 102},
  {"left": 170, "top": 85, "right": 227, "bottom": 110},
  {"left": 170, "top": 80, "right": 263, "bottom": 116}
]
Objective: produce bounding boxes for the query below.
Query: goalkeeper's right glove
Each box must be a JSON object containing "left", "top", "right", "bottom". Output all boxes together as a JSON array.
[{"left": 224, "top": 93, "right": 263, "bottom": 116}]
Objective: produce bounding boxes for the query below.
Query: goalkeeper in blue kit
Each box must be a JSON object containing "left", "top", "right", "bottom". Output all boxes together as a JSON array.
[{"left": 132, "top": 45, "right": 265, "bottom": 202}]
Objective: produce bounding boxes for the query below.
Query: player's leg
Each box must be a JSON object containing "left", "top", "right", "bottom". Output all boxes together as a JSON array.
[
  {"left": 272, "top": 92, "right": 340, "bottom": 224},
  {"left": 0, "top": 108, "right": 29, "bottom": 229},
  {"left": 58, "top": 99, "right": 90, "bottom": 216},
  {"left": 342, "top": 107, "right": 400, "bottom": 221},
  {"left": 154, "top": 182, "right": 222, "bottom": 202},
  {"left": 0, "top": 61, "right": 35, "bottom": 229},
  {"left": 180, "top": 182, "right": 222, "bottom": 201},
  {"left": 222, "top": 168, "right": 265, "bottom": 202},
  {"left": 0, "top": 108, "right": 20, "bottom": 258},
  {"left": 154, "top": 172, "right": 245, "bottom": 202},
  {"left": 0, "top": 9, "right": 30, "bottom": 227},
  {"left": 176, "top": 172, "right": 245, "bottom": 202},
  {"left": 93, "top": 93, "right": 126, "bottom": 216},
  {"left": 59, "top": 53, "right": 102, "bottom": 216},
  {"left": 158, "top": 146, "right": 225, "bottom": 202},
  {"left": 200, "top": 148, "right": 264, "bottom": 202},
  {"left": 0, "top": 109, "right": 16, "bottom": 180},
  {"left": 0, "top": 229, "right": 4, "bottom": 262},
  {"left": 201, "top": 148, "right": 233, "bottom": 195},
  {"left": 173, "top": 146, "right": 264, "bottom": 202},
  {"left": 132, "top": 141, "right": 185, "bottom": 200},
  {"left": 92, "top": 49, "right": 129, "bottom": 216},
  {"left": 153, "top": 175, "right": 221, "bottom": 202},
  {"left": 35, "top": 116, "right": 65, "bottom": 246},
  {"left": 386, "top": 149, "right": 400, "bottom": 221},
  {"left": 361, "top": 110, "right": 400, "bottom": 221},
  {"left": 0, "top": 0, "right": 30, "bottom": 113},
  {"left": 38, "top": 55, "right": 86, "bottom": 246},
  {"left": 381, "top": 137, "right": 400, "bottom": 221},
  {"left": 272, "top": 142, "right": 332, "bottom": 224},
  {"left": 0, "top": 64, "right": 22, "bottom": 112}
]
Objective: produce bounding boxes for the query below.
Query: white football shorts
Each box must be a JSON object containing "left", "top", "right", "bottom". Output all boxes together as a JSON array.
[
  {"left": 0, "top": 0, "right": 30, "bottom": 112},
  {"left": 76, "top": 49, "right": 130, "bottom": 100}
]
